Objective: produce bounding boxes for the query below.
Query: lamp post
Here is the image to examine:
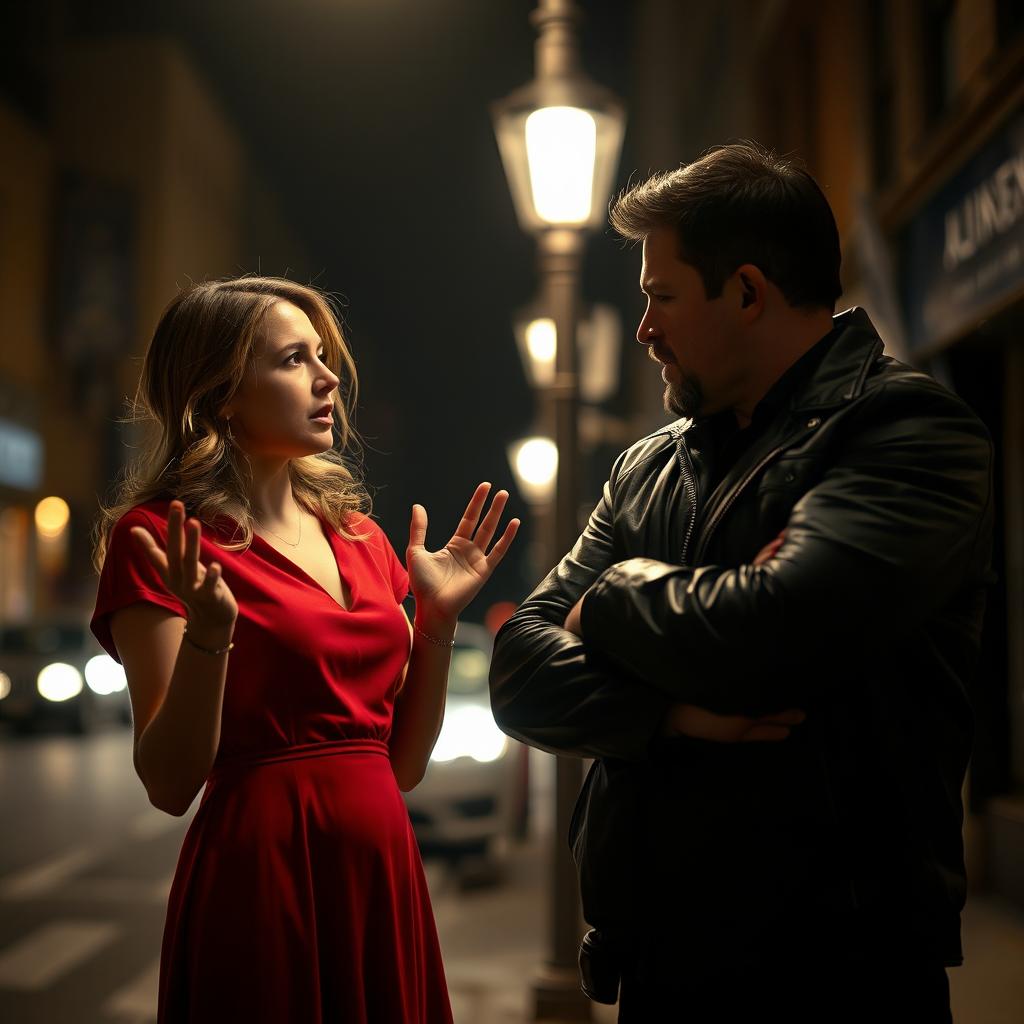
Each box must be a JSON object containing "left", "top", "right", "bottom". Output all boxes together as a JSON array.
[
  {"left": 492, "top": 2, "right": 625, "bottom": 1019},
  {"left": 514, "top": 303, "right": 622, "bottom": 402}
]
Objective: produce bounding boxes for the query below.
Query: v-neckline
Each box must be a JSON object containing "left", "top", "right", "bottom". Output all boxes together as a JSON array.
[{"left": 251, "top": 513, "right": 355, "bottom": 612}]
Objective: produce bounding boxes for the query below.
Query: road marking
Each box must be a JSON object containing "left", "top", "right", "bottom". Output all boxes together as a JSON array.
[
  {"left": 0, "top": 920, "right": 119, "bottom": 990},
  {"left": 127, "top": 807, "right": 184, "bottom": 841},
  {"left": 59, "top": 877, "right": 168, "bottom": 905},
  {"left": 104, "top": 956, "right": 160, "bottom": 1020},
  {"left": 0, "top": 846, "right": 102, "bottom": 900},
  {"left": 0, "top": 810, "right": 187, "bottom": 902}
]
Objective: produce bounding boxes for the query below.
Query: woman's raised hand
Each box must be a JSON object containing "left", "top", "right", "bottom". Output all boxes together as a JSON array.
[
  {"left": 407, "top": 483, "right": 520, "bottom": 623},
  {"left": 130, "top": 500, "right": 238, "bottom": 628}
]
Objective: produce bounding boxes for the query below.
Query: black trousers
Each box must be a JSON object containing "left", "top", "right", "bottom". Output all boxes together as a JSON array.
[{"left": 617, "top": 954, "right": 952, "bottom": 1023}]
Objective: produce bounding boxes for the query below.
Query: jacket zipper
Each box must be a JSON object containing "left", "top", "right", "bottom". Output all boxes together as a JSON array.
[
  {"left": 692, "top": 442, "right": 788, "bottom": 565},
  {"left": 679, "top": 438, "right": 699, "bottom": 565}
]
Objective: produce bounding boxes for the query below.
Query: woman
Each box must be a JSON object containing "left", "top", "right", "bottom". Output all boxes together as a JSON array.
[{"left": 89, "top": 276, "right": 518, "bottom": 1023}]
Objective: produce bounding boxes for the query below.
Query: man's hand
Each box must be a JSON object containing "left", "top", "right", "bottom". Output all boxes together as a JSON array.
[
  {"left": 662, "top": 529, "right": 801, "bottom": 743},
  {"left": 570, "top": 530, "right": 803, "bottom": 741},
  {"left": 563, "top": 594, "right": 586, "bottom": 636},
  {"left": 753, "top": 529, "right": 786, "bottom": 565},
  {"left": 662, "top": 704, "right": 806, "bottom": 742}
]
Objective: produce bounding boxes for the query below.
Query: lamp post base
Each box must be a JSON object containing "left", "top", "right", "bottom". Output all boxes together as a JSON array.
[{"left": 532, "top": 963, "right": 593, "bottom": 1021}]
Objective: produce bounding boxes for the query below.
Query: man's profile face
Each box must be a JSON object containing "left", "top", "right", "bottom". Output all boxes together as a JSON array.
[{"left": 637, "top": 226, "right": 743, "bottom": 420}]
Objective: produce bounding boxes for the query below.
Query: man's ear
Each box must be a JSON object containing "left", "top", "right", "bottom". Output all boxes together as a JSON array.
[{"left": 733, "top": 264, "right": 767, "bottom": 317}]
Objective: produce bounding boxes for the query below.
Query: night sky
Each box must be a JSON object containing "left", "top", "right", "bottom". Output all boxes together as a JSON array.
[{"left": 76, "top": 0, "right": 642, "bottom": 616}]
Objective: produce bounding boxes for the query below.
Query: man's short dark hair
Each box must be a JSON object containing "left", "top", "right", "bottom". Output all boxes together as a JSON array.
[{"left": 610, "top": 142, "right": 842, "bottom": 311}]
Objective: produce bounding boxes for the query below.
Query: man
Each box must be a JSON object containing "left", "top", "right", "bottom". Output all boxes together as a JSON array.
[{"left": 489, "top": 143, "right": 993, "bottom": 1022}]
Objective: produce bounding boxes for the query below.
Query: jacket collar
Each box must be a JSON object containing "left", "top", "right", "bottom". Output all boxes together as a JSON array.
[
  {"left": 669, "top": 306, "right": 885, "bottom": 439},
  {"left": 789, "top": 306, "right": 884, "bottom": 413}
]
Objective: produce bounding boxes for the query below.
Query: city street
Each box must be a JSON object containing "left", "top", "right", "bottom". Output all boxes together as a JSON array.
[
  {"left": 5, "top": 2, "right": 1024, "bottom": 1019},
  {"left": 1, "top": 728, "right": 1022, "bottom": 1023}
]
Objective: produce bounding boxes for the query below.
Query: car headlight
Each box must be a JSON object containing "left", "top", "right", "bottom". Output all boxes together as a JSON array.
[
  {"left": 85, "top": 655, "right": 127, "bottom": 695},
  {"left": 0, "top": 671, "right": 10, "bottom": 700},
  {"left": 430, "top": 705, "right": 509, "bottom": 764},
  {"left": 37, "top": 662, "right": 83, "bottom": 702}
]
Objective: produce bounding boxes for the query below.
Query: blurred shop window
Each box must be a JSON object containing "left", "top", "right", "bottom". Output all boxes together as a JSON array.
[
  {"left": 867, "top": 0, "right": 896, "bottom": 189},
  {"left": 50, "top": 172, "right": 136, "bottom": 423},
  {"left": 798, "top": 25, "right": 819, "bottom": 170},
  {"left": 0, "top": 506, "right": 31, "bottom": 621},
  {"left": 0, "top": 4, "right": 53, "bottom": 125},
  {"left": 996, "top": 0, "right": 1024, "bottom": 42},
  {"left": 757, "top": 13, "right": 817, "bottom": 163},
  {"left": 920, "top": 0, "right": 957, "bottom": 126}
]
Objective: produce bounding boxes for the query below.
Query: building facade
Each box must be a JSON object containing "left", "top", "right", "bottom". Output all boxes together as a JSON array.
[{"left": 0, "top": 23, "right": 311, "bottom": 625}]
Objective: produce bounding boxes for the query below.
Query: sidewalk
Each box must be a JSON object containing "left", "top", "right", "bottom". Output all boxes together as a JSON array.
[
  {"left": 429, "top": 837, "right": 1024, "bottom": 1024},
  {"left": 428, "top": 837, "right": 615, "bottom": 1024},
  {"left": 953, "top": 895, "right": 1024, "bottom": 1024}
]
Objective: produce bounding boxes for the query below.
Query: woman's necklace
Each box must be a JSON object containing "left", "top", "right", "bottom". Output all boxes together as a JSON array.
[{"left": 254, "top": 508, "right": 303, "bottom": 547}]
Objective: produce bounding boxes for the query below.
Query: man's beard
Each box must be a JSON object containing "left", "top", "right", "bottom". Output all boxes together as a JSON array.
[{"left": 664, "top": 370, "right": 704, "bottom": 419}]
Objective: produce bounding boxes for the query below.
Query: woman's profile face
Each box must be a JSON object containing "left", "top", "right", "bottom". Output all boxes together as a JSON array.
[{"left": 224, "top": 300, "right": 341, "bottom": 460}]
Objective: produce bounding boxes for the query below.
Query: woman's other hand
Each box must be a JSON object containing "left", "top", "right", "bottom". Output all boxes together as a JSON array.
[
  {"left": 130, "top": 500, "right": 238, "bottom": 629},
  {"left": 407, "top": 482, "right": 520, "bottom": 623}
]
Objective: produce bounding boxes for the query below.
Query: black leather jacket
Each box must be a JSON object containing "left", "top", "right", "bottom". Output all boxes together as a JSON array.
[{"left": 489, "top": 308, "right": 994, "bottom": 968}]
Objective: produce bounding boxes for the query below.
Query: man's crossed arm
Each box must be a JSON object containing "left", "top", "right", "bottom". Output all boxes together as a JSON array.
[{"left": 490, "top": 382, "right": 992, "bottom": 761}]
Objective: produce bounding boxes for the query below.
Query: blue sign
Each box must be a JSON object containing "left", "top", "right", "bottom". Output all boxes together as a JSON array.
[
  {"left": 902, "top": 109, "right": 1024, "bottom": 353},
  {"left": 0, "top": 418, "right": 43, "bottom": 490}
]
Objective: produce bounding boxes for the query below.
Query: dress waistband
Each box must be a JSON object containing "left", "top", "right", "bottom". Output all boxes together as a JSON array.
[{"left": 209, "top": 737, "right": 389, "bottom": 776}]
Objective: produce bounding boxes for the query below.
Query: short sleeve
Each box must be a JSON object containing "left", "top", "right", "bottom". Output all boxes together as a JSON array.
[
  {"left": 379, "top": 525, "right": 410, "bottom": 603},
  {"left": 384, "top": 534, "right": 410, "bottom": 603},
  {"left": 353, "top": 513, "right": 409, "bottom": 603},
  {"left": 90, "top": 507, "right": 189, "bottom": 663}
]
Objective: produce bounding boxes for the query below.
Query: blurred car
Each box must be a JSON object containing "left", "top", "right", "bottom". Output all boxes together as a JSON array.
[
  {"left": 404, "top": 622, "right": 524, "bottom": 860},
  {"left": 0, "top": 617, "right": 131, "bottom": 734}
]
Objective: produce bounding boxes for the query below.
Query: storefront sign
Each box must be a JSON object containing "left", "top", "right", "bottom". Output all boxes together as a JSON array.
[{"left": 902, "top": 110, "right": 1024, "bottom": 352}]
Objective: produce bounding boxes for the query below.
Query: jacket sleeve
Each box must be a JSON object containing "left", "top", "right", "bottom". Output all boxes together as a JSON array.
[
  {"left": 489, "top": 450, "right": 676, "bottom": 761},
  {"left": 579, "top": 381, "right": 995, "bottom": 715}
]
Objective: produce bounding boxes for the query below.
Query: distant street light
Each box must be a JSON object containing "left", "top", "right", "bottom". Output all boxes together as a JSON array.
[
  {"left": 514, "top": 312, "right": 558, "bottom": 389},
  {"left": 508, "top": 435, "right": 559, "bottom": 585},
  {"left": 35, "top": 495, "right": 71, "bottom": 589},
  {"left": 34, "top": 496, "right": 70, "bottom": 538},
  {"left": 508, "top": 435, "right": 559, "bottom": 506},
  {"left": 492, "top": 1, "right": 625, "bottom": 1020}
]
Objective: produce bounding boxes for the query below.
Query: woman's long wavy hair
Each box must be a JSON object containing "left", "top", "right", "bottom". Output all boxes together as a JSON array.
[{"left": 92, "top": 276, "right": 369, "bottom": 572}]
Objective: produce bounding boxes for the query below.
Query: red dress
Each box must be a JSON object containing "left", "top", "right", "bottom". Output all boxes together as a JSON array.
[{"left": 90, "top": 499, "right": 453, "bottom": 1023}]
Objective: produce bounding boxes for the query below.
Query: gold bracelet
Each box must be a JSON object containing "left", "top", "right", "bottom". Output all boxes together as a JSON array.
[
  {"left": 182, "top": 625, "right": 235, "bottom": 656},
  {"left": 413, "top": 622, "right": 456, "bottom": 648}
]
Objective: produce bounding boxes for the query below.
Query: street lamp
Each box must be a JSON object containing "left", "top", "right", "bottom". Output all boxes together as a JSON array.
[
  {"left": 508, "top": 436, "right": 559, "bottom": 507},
  {"left": 492, "top": 2, "right": 625, "bottom": 1020},
  {"left": 492, "top": 11, "right": 625, "bottom": 235},
  {"left": 514, "top": 309, "right": 559, "bottom": 390},
  {"left": 508, "top": 435, "right": 559, "bottom": 585}
]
